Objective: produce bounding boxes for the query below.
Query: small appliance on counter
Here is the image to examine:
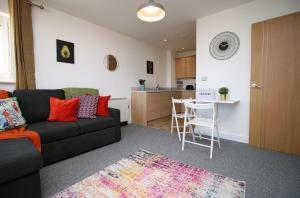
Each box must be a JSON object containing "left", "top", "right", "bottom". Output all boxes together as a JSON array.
[
  {"left": 177, "top": 80, "right": 183, "bottom": 90},
  {"left": 139, "top": 79, "right": 146, "bottom": 91},
  {"left": 186, "top": 85, "right": 195, "bottom": 90}
]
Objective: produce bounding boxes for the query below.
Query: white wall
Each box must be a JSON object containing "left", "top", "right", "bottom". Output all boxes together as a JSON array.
[
  {"left": 196, "top": 0, "right": 300, "bottom": 143},
  {"left": 32, "top": 7, "right": 167, "bottom": 98},
  {"left": 165, "top": 50, "right": 176, "bottom": 88},
  {"left": 0, "top": 1, "right": 168, "bottom": 94},
  {"left": 0, "top": 2, "right": 168, "bottom": 121}
]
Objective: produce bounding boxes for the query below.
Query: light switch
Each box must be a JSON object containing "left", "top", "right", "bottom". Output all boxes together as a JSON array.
[{"left": 201, "top": 76, "right": 207, "bottom": 81}]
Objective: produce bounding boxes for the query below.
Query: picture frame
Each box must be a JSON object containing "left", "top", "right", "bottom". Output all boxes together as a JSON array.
[
  {"left": 56, "top": 39, "right": 75, "bottom": 64},
  {"left": 147, "top": 60, "right": 153, "bottom": 74}
]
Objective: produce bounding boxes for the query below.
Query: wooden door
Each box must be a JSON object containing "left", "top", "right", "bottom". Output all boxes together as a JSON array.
[
  {"left": 175, "top": 58, "right": 185, "bottom": 79},
  {"left": 249, "top": 22, "right": 265, "bottom": 147},
  {"left": 250, "top": 12, "right": 300, "bottom": 155},
  {"left": 185, "top": 56, "right": 196, "bottom": 78},
  {"left": 160, "top": 91, "right": 172, "bottom": 117}
]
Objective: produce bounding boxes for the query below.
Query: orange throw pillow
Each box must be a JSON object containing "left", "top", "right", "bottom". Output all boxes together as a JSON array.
[
  {"left": 0, "top": 90, "right": 9, "bottom": 99},
  {"left": 96, "top": 96, "right": 111, "bottom": 116},
  {"left": 48, "top": 97, "right": 79, "bottom": 122}
]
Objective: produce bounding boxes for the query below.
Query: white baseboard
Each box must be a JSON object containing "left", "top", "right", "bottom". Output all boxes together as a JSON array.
[
  {"left": 219, "top": 131, "right": 249, "bottom": 144},
  {"left": 194, "top": 128, "right": 248, "bottom": 144}
]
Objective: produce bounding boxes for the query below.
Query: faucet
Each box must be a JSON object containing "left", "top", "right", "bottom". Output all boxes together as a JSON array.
[{"left": 156, "top": 84, "right": 160, "bottom": 91}]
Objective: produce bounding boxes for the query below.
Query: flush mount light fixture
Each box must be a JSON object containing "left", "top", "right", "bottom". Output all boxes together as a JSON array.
[
  {"left": 163, "top": 39, "right": 168, "bottom": 42},
  {"left": 137, "top": 0, "right": 166, "bottom": 22}
]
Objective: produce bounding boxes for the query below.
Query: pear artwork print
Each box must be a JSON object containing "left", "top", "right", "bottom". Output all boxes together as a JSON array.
[{"left": 56, "top": 39, "right": 75, "bottom": 64}]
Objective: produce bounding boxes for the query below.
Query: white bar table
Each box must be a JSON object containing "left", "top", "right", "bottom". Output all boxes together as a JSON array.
[
  {"left": 196, "top": 99, "right": 240, "bottom": 104},
  {"left": 191, "top": 99, "right": 240, "bottom": 134},
  {"left": 194, "top": 99, "right": 240, "bottom": 117}
]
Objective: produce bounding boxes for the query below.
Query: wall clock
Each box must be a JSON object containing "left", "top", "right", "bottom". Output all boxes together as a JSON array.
[{"left": 209, "top": 31, "right": 240, "bottom": 60}]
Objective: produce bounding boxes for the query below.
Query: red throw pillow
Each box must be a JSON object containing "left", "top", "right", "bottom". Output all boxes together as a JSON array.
[
  {"left": 96, "top": 96, "right": 111, "bottom": 116},
  {"left": 48, "top": 97, "right": 79, "bottom": 122},
  {"left": 0, "top": 90, "right": 9, "bottom": 99}
]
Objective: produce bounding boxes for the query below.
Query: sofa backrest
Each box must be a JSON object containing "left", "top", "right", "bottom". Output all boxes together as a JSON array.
[
  {"left": 63, "top": 87, "right": 99, "bottom": 99},
  {"left": 13, "top": 89, "right": 65, "bottom": 123}
]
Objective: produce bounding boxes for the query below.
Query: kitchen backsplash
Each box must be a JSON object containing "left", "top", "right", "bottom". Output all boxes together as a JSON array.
[{"left": 177, "top": 79, "right": 196, "bottom": 89}]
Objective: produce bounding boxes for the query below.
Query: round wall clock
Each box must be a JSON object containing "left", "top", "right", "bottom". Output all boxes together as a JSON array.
[{"left": 209, "top": 31, "right": 240, "bottom": 60}]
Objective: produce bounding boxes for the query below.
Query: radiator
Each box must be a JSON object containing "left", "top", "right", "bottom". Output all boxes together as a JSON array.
[{"left": 109, "top": 98, "right": 129, "bottom": 123}]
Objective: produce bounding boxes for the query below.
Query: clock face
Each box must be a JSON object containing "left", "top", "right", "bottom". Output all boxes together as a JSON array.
[{"left": 209, "top": 31, "right": 240, "bottom": 60}]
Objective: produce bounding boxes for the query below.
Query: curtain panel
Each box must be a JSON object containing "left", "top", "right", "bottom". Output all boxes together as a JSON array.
[{"left": 9, "top": 0, "right": 36, "bottom": 89}]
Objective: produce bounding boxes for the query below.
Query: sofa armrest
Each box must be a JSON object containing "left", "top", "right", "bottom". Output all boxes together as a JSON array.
[
  {"left": 109, "top": 108, "right": 120, "bottom": 123},
  {"left": 108, "top": 108, "right": 121, "bottom": 141},
  {"left": 0, "top": 139, "right": 43, "bottom": 185}
]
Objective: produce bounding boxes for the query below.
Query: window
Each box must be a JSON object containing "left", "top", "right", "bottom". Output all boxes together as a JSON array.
[{"left": 0, "top": 13, "right": 14, "bottom": 82}]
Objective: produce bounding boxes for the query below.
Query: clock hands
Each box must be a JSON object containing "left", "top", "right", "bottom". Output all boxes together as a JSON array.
[{"left": 220, "top": 43, "right": 228, "bottom": 47}]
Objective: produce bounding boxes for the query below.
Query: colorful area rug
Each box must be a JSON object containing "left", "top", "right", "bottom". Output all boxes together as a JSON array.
[{"left": 52, "top": 149, "right": 246, "bottom": 198}]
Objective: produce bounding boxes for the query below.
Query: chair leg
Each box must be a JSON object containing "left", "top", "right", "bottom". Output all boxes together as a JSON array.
[
  {"left": 194, "top": 126, "right": 202, "bottom": 139},
  {"left": 216, "top": 125, "right": 221, "bottom": 148},
  {"left": 190, "top": 125, "right": 195, "bottom": 142},
  {"left": 182, "top": 124, "right": 187, "bottom": 151},
  {"left": 175, "top": 117, "right": 181, "bottom": 141},
  {"left": 210, "top": 127, "right": 214, "bottom": 159},
  {"left": 171, "top": 115, "right": 174, "bottom": 134}
]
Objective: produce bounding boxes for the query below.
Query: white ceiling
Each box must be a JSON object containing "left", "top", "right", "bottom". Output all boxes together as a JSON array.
[{"left": 43, "top": 0, "right": 253, "bottom": 52}]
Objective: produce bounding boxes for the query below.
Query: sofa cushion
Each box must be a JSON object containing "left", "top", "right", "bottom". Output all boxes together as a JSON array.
[
  {"left": 96, "top": 96, "right": 111, "bottom": 116},
  {"left": 0, "top": 97, "right": 26, "bottom": 131},
  {"left": 0, "top": 138, "right": 43, "bottom": 185},
  {"left": 26, "top": 121, "right": 80, "bottom": 143},
  {"left": 77, "top": 116, "right": 116, "bottom": 134},
  {"left": 13, "top": 89, "right": 65, "bottom": 123},
  {"left": 48, "top": 97, "right": 79, "bottom": 122},
  {"left": 0, "top": 90, "right": 10, "bottom": 99},
  {"left": 73, "top": 95, "right": 98, "bottom": 118}
]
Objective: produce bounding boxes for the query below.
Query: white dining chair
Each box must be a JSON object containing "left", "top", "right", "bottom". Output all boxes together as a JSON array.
[
  {"left": 181, "top": 101, "right": 221, "bottom": 159},
  {"left": 171, "top": 98, "right": 193, "bottom": 141}
]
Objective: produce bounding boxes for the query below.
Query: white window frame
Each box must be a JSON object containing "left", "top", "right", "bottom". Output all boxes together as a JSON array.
[{"left": 0, "top": 13, "right": 15, "bottom": 83}]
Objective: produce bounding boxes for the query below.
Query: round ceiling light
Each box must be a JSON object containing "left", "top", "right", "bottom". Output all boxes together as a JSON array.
[{"left": 137, "top": 0, "right": 166, "bottom": 22}]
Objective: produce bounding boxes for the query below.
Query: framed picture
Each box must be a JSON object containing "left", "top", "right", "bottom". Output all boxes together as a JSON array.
[
  {"left": 56, "top": 39, "right": 74, "bottom": 64},
  {"left": 147, "top": 60, "right": 153, "bottom": 74}
]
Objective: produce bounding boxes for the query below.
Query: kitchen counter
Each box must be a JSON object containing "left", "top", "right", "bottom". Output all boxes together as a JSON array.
[
  {"left": 131, "top": 88, "right": 196, "bottom": 126},
  {"left": 131, "top": 88, "right": 195, "bottom": 93}
]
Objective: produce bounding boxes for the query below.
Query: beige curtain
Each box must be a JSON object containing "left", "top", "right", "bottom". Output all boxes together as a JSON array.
[{"left": 9, "top": 0, "right": 36, "bottom": 89}]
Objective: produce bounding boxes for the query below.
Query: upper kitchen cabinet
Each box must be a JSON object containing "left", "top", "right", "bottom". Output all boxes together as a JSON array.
[{"left": 175, "top": 55, "right": 196, "bottom": 79}]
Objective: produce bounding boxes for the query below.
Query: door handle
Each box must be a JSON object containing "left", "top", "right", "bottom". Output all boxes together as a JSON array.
[{"left": 251, "top": 83, "right": 263, "bottom": 89}]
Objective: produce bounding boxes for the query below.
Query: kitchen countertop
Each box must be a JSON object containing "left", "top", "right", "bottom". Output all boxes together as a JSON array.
[{"left": 131, "top": 88, "right": 195, "bottom": 93}]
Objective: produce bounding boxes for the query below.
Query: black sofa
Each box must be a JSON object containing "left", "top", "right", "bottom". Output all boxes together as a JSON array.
[{"left": 0, "top": 89, "right": 121, "bottom": 198}]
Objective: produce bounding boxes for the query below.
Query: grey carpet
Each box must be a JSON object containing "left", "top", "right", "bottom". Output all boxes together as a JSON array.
[{"left": 41, "top": 124, "right": 300, "bottom": 198}]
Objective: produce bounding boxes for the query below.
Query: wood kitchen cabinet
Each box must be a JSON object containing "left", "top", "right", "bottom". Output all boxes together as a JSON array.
[
  {"left": 147, "top": 93, "right": 161, "bottom": 121},
  {"left": 160, "top": 91, "right": 172, "bottom": 117},
  {"left": 185, "top": 56, "right": 196, "bottom": 78},
  {"left": 180, "top": 91, "right": 196, "bottom": 112},
  {"left": 181, "top": 90, "right": 196, "bottom": 99},
  {"left": 175, "top": 55, "right": 196, "bottom": 79},
  {"left": 131, "top": 91, "right": 163, "bottom": 126},
  {"left": 171, "top": 91, "right": 182, "bottom": 113},
  {"left": 131, "top": 90, "right": 196, "bottom": 126},
  {"left": 175, "top": 58, "right": 186, "bottom": 79}
]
